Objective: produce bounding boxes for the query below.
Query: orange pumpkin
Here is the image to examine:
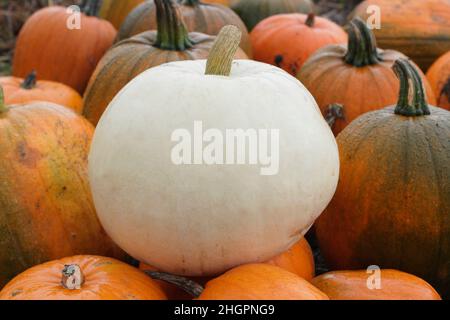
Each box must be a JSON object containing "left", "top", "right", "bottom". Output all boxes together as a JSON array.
[
  {"left": 13, "top": 4, "right": 116, "bottom": 94},
  {"left": 312, "top": 270, "right": 442, "bottom": 300},
  {"left": 139, "top": 237, "right": 314, "bottom": 299},
  {"left": 0, "top": 88, "right": 127, "bottom": 288},
  {"left": 0, "top": 256, "right": 167, "bottom": 300},
  {"left": 83, "top": 0, "right": 247, "bottom": 126},
  {"left": 99, "top": 0, "right": 145, "bottom": 29},
  {"left": 198, "top": 264, "right": 328, "bottom": 300},
  {"left": 251, "top": 13, "right": 347, "bottom": 76},
  {"left": 117, "top": 0, "right": 252, "bottom": 57},
  {"left": 298, "top": 18, "right": 436, "bottom": 135},
  {"left": 266, "top": 237, "right": 315, "bottom": 281},
  {"left": 349, "top": 0, "right": 450, "bottom": 71},
  {"left": 0, "top": 71, "right": 83, "bottom": 113},
  {"left": 315, "top": 59, "right": 450, "bottom": 299},
  {"left": 426, "top": 51, "right": 450, "bottom": 110}
]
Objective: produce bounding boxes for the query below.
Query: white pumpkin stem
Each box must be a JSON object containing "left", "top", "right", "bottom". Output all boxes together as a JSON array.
[
  {"left": 205, "top": 25, "right": 242, "bottom": 77},
  {"left": 61, "top": 264, "right": 85, "bottom": 290},
  {"left": 144, "top": 270, "right": 204, "bottom": 298}
]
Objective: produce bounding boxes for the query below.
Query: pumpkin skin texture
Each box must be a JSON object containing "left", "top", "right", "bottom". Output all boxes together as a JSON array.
[
  {"left": 267, "top": 237, "right": 315, "bottom": 281},
  {"left": 251, "top": 13, "right": 347, "bottom": 76},
  {"left": 349, "top": 0, "right": 450, "bottom": 72},
  {"left": 0, "top": 98, "right": 127, "bottom": 288},
  {"left": 0, "top": 256, "right": 167, "bottom": 300},
  {"left": 298, "top": 19, "right": 436, "bottom": 135},
  {"left": 315, "top": 60, "right": 450, "bottom": 299},
  {"left": 426, "top": 51, "right": 450, "bottom": 110},
  {"left": 99, "top": 0, "right": 145, "bottom": 29},
  {"left": 203, "top": 0, "right": 230, "bottom": 5},
  {"left": 12, "top": 6, "right": 116, "bottom": 94},
  {"left": 312, "top": 270, "right": 442, "bottom": 300},
  {"left": 83, "top": 0, "right": 247, "bottom": 126},
  {"left": 198, "top": 264, "right": 328, "bottom": 300},
  {"left": 231, "top": 0, "right": 315, "bottom": 31},
  {"left": 88, "top": 49, "right": 339, "bottom": 276},
  {"left": 117, "top": 0, "right": 252, "bottom": 57},
  {"left": 0, "top": 72, "right": 83, "bottom": 113}
]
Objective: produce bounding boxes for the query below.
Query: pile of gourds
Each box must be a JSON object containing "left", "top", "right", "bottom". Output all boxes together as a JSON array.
[{"left": 0, "top": 0, "right": 449, "bottom": 300}]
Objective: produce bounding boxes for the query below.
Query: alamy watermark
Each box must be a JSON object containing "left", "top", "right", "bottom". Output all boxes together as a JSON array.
[
  {"left": 171, "top": 121, "right": 280, "bottom": 176},
  {"left": 366, "top": 5, "right": 381, "bottom": 29},
  {"left": 66, "top": 5, "right": 81, "bottom": 30},
  {"left": 367, "top": 265, "right": 382, "bottom": 290}
]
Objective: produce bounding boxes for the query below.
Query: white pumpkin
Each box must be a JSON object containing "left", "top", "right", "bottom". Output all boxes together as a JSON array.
[{"left": 89, "top": 26, "right": 339, "bottom": 276}]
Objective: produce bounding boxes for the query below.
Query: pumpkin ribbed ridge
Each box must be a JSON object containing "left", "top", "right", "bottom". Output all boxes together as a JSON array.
[{"left": 117, "top": 0, "right": 252, "bottom": 56}]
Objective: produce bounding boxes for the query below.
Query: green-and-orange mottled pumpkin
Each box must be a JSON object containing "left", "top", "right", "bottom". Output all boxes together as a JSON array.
[
  {"left": 117, "top": 0, "right": 252, "bottom": 57},
  {"left": 231, "top": 0, "right": 315, "bottom": 31},
  {"left": 0, "top": 88, "right": 127, "bottom": 288},
  {"left": 315, "top": 59, "right": 450, "bottom": 299},
  {"left": 99, "top": 0, "right": 145, "bottom": 29}
]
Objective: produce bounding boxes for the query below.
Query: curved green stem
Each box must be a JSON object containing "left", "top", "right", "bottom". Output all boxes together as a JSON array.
[
  {"left": 393, "top": 59, "right": 430, "bottom": 116},
  {"left": 179, "top": 0, "right": 200, "bottom": 6},
  {"left": 144, "top": 271, "right": 204, "bottom": 298},
  {"left": 0, "top": 86, "right": 7, "bottom": 113},
  {"left": 155, "top": 0, "right": 193, "bottom": 51},
  {"left": 21, "top": 70, "right": 37, "bottom": 90},
  {"left": 344, "top": 18, "right": 381, "bottom": 67}
]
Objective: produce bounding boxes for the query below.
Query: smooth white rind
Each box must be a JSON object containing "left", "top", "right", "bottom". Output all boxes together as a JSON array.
[{"left": 89, "top": 60, "right": 339, "bottom": 276}]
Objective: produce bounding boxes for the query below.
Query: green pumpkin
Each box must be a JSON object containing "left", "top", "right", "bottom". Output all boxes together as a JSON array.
[{"left": 231, "top": 0, "right": 314, "bottom": 31}]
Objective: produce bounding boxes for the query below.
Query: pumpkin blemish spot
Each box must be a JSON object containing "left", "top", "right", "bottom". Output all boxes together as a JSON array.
[
  {"left": 16, "top": 142, "right": 41, "bottom": 167},
  {"left": 274, "top": 55, "right": 283, "bottom": 67}
]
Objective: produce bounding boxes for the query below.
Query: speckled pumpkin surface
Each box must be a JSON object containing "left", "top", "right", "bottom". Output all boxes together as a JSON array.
[
  {"left": 316, "top": 60, "right": 450, "bottom": 299},
  {"left": 0, "top": 100, "right": 127, "bottom": 288},
  {"left": 117, "top": 0, "right": 252, "bottom": 57}
]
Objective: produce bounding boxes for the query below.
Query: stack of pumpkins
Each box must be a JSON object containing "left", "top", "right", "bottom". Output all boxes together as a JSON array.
[{"left": 0, "top": 0, "right": 449, "bottom": 300}]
